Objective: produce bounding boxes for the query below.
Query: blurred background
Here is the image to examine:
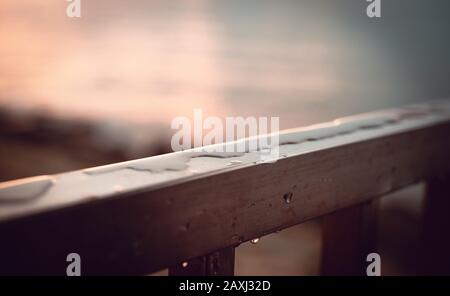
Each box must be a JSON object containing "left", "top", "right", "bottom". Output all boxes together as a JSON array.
[{"left": 0, "top": 0, "right": 449, "bottom": 275}]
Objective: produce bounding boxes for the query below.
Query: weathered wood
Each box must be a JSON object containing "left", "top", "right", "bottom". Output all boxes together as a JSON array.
[
  {"left": 169, "top": 247, "right": 235, "bottom": 276},
  {"left": 320, "top": 201, "right": 378, "bottom": 275},
  {"left": 419, "top": 174, "right": 450, "bottom": 275},
  {"left": 0, "top": 106, "right": 449, "bottom": 275}
]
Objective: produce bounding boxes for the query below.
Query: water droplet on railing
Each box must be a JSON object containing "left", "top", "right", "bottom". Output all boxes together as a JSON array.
[
  {"left": 0, "top": 175, "right": 54, "bottom": 203},
  {"left": 283, "top": 192, "right": 293, "bottom": 204},
  {"left": 250, "top": 238, "right": 260, "bottom": 244},
  {"left": 227, "top": 160, "right": 243, "bottom": 166},
  {"left": 181, "top": 262, "right": 189, "bottom": 268},
  {"left": 180, "top": 222, "right": 190, "bottom": 232}
]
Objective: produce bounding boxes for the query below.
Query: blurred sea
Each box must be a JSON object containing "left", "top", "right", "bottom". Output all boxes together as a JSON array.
[{"left": 1, "top": 0, "right": 449, "bottom": 131}]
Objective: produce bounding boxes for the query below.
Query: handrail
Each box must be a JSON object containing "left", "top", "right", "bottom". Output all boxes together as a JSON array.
[{"left": 0, "top": 100, "right": 449, "bottom": 275}]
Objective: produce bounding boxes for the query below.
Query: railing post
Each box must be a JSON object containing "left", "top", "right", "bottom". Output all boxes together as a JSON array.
[
  {"left": 320, "top": 200, "right": 378, "bottom": 275},
  {"left": 169, "top": 247, "right": 235, "bottom": 276},
  {"left": 419, "top": 175, "right": 450, "bottom": 275}
]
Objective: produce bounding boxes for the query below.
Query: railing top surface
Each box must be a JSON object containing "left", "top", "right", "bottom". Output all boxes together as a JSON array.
[{"left": 1, "top": 100, "right": 450, "bottom": 223}]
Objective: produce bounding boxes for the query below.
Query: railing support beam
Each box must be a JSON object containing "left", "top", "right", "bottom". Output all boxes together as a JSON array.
[
  {"left": 169, "top": 247, "right": 235, "bottom": 276},
  {"left": 420, "top": 175, "right": 450, "bottom": 275},
  {"left": 320, "top": 201, "right": 378, "bottom": 275}
]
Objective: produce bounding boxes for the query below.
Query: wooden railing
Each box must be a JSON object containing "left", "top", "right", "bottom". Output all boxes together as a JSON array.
[{"left": 0, "top": 101, "right": 449, "bottom": 275}]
